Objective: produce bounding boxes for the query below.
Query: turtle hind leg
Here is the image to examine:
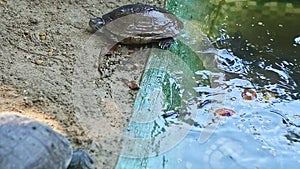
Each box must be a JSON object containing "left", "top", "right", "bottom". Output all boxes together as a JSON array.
[
  {"left": 158, "top": 37, "right": 175, "bottom": 49},
  {"left": 104, "top": 44, "right": 119, "bottom": 56}
]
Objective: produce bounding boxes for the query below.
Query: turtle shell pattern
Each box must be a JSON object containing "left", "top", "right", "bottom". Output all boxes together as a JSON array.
[
  {"left": 102, "top": 4, "right": 183, "bottom": 44},
  {"left": 0, "top": 112, "right": 72, "bottom": 169}
]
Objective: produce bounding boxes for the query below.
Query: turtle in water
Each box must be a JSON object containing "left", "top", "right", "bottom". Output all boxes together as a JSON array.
[
  {"left": 89, "top": 3, "right": 183, "bottom": 49},
  {"left": 0, "top": 112, "right": 95, "bottom": 169}
]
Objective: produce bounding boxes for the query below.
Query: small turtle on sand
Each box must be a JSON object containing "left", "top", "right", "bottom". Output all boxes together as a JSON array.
[
  {"left": 89, "top": 3, "right": 183, "bottom": 49},
  {"left": 0, "top": 112, "right": 95, "bottom": 169}
]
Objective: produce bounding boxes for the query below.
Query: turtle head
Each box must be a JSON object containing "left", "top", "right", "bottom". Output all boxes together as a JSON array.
[
  {"left": 68, "top": 150, "right": 95, "bottom": 169},
  {"left": 89, "top": 17, "right": 105, "bottom": 31}
]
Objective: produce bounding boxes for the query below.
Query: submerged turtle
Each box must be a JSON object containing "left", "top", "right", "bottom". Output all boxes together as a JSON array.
[
  {"left": 0, "top": 112, "right": 95, "bottom": 169},
  {"left": 89, "top": 3, "right": 183, "bottom": 49}
]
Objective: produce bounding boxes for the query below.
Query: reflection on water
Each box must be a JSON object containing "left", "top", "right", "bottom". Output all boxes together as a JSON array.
[
  {"left": 193, "top": 1, "right": 300, "bottom": 168},
  {"left": 210, "top": 2, "right": 300, "bottom": 100},
  {"left": 117, "top": 1, "right": 300, "bottom": 168},
  {"left": 165, "top": 1, "right": 300, "bottom": 169}
]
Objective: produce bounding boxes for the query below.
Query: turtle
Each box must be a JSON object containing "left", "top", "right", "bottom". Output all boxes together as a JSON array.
[
  {"left": 89, "top": 3, "right": 183, "bottom": 49},
  {"left": 0, "top": 112, "right": 95, "bottom": 169}
]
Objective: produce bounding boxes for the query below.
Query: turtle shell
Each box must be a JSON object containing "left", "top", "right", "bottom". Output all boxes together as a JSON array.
[
  {"left": 0, "top": 112, "right": 72, "bottom": 169},
  {"left": 103, "top": 4, "right": 183, "bottom": 44}
]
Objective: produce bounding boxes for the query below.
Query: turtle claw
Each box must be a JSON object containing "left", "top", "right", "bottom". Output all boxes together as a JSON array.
[{"left": 158, "top": 38, "right": 175, "bottom": 49}]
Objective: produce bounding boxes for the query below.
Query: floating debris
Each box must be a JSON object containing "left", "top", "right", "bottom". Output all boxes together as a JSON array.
[
  {"left": 262, "top": 91, "right": 276, "bottom": 101},
  {"left": 215, "top": 108, "right": 236, "bottom": 116},
  {"left": 242, "top": 89, "right": 257, "bottom": 100}
]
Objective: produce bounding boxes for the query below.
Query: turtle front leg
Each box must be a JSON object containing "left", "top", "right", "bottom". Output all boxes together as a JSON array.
[{"left": 158, "top": 37, "right": 175, "bottom": 49}]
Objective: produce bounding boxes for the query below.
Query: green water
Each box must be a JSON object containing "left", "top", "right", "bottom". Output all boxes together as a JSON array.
[
  {"left": 164, "top": 0, "right": 300, "bottom": 103},
  {"left": 168, "top": 0, "right": 300, "bottom": 99},
  {"left": 164, "top": 0, "right": 300, "bottom": 168},
  {"left": 206, "top": 1, "right": 300, "bottom": 100},
  {"left": 116, "top": 1, "right": 300, "bottom": 169}
]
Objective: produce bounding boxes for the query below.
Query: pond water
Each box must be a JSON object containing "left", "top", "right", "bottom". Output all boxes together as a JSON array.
[
  {"left": 167, "top": 1, "right": 300, "bottom": 168},
  {"left": 116, "top": 1, "right": 300, "bottom": 169},
  {"left": 185, "top": 1, "right": 300, "bottom": 168}
]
